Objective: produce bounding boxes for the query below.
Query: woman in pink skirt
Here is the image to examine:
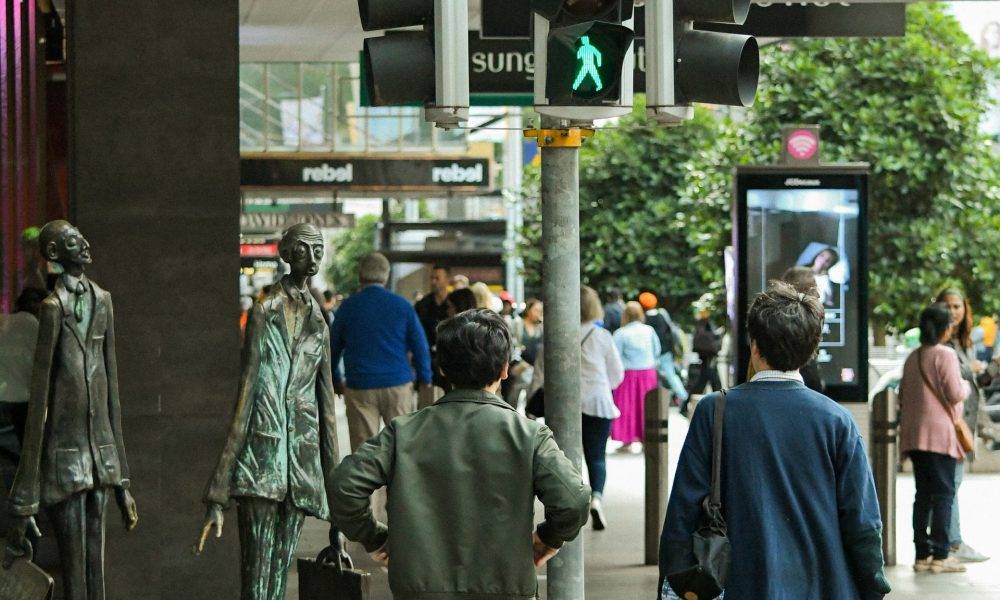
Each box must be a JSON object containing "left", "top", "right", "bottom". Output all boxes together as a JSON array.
[{"left": 611, "top": 301, "right": 662, "bottom": 451}]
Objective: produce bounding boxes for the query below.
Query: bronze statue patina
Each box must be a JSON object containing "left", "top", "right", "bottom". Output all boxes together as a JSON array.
[
  {"left": 196, "top": 223, "right": 342, "bottom": 600},
  {"left": 5, "top": 220, "right": 139, "bottom": 600}
]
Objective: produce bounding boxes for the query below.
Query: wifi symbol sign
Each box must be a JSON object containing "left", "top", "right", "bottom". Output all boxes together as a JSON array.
[{"left": 787, "top": 129, "right": 819, "bottom": 161}]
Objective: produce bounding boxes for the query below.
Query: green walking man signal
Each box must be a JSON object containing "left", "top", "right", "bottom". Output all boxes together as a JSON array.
[{"left": 572, "top": 35, "right": 603, "bottom": 92}]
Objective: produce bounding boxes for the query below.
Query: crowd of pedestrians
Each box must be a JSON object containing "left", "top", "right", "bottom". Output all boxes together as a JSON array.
[{"left": 5, "top": 235, "right": 999, "bottom": 600}]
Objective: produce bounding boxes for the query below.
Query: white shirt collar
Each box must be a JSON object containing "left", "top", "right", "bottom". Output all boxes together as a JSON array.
[{"left": 751, "top": 369, "right": 804, "bottom": 383}]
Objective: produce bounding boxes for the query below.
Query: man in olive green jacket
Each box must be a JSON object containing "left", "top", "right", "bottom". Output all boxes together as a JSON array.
[{"left": 330, "top": 309, "right": 590, "bottom": 600}]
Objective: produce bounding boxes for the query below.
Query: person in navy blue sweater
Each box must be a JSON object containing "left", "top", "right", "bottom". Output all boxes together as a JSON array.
[
  {"left": 330, "top": 252, "right": 433, "bottom": 452},
  {"left": 660, "top": 281, "right": 890, "bottom": 599}
]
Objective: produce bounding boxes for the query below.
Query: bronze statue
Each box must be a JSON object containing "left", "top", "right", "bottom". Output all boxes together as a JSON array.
[
  {"left": 196, "top": 223, "right": 342, "bottom": 600},
  {"left": 5, "top": 220, "right": 139, "bottom": 600}
]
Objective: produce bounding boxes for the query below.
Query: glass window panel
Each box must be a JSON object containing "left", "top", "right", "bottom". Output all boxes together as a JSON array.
[
  {"left": 266, "top": 63, "right": 301, "bottom": 151},
  {"left": 334, "top": 65, "right": 364, "bottom": 151},
  {"left": 366, "top": 107, "right": 403, "bottom": 151},
  {"left": 240, "top": 64, "right": 266, "bottom": 150},
  {"left": 435, "top": 122, "right": 467, "bottom": 150},
  {"left": 398, "top": 106, "right": 434, "bottom": 149},
  {"left": 301, "top": 63, "right": 333, "bottom": 149}
]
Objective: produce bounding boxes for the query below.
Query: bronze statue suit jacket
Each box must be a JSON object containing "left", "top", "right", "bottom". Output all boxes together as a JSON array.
[
  {"left": 205, "top": 283, "right": 339, "bottom": 520},
  {"left": 9, "top": 278, "right": 130, "bottom": 516}
]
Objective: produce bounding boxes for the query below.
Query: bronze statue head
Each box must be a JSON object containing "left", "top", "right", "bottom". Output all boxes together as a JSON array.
[
  {"left": 279, "top": 223, "right": 324, "bottom": 282},
  {"left": 38, "top": 220, "right": 92, "bottom": 270}
]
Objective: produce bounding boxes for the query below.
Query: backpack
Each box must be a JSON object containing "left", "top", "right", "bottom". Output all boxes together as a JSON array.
[
  {"left": 693, "top": 321, "right": 721, "bottom": 356},
  {"left": 646, "top": 309, "right": 674, "bottom": 356}
]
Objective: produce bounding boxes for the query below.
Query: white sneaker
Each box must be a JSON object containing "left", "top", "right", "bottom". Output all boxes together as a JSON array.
[
  {"left": 930, "top": 557, "right": 967, "bottom": 573},
  {"left": 913, "top": 557, "right": 932, "bottom": 572},
  {"left": 951, "top": 543, "right": 990, "bottom": 563},
  {"left": 590, "top": 497, "right": 607, "bottom": 531}
]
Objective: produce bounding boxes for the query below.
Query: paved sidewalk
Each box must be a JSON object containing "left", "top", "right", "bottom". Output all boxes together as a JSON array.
[{"left": 287, "top": 407, "right": 999, "bottom": 599}]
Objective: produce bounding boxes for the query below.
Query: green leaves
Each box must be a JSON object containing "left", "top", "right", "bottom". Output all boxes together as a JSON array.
[{"left": 520, "top": 3, "right": 999, "bottom": 332}]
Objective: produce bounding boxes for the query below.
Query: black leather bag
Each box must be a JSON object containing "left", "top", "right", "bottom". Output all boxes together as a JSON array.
[
  {"left": 298, "top": 545, "right": 371, "bottom": 600},
  {"left": 667, "top": 390, "right": 730, "bottom": 600},
  {"left": 0, "top": 557, "right": 54, "bottom": 600}
]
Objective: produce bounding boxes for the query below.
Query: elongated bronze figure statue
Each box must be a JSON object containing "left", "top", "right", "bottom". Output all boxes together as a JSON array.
[
  {"left": 196, "top": 223, "right": 341, "bottom": 600},
  {"left": 5, "top": 220, "right": 139, "bottom": 600}
]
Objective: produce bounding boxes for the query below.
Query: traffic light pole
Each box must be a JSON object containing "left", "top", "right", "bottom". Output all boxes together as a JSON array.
[{"left": 526, "top": 118, "right": 593, "bottom": 600}]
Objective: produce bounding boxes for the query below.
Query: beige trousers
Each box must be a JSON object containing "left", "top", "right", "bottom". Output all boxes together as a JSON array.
[
  {"left": 343, "top": 382, "right": 416, "bottom": 524},
  {"left": 344, "top": 382, "right": 417, "bottom": 451}
]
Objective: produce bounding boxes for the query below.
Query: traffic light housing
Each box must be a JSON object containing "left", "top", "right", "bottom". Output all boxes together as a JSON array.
[
  {"left": 533, "top": 1, "right": 636, "bottom": 121},
  {"left": 645, "top": 0, "right": 759, "bottom": 124},
  {"left": 358, "top": 0, "right": 469, "bottom": 128}
]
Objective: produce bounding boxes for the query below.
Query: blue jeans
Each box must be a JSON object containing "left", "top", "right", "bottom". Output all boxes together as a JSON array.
[
  {"left": 657, "top": 353, "right": 688, "bottom": 401},
  {"left": 582, "top": 414, "right": 612, "bottom": 495},
  {"left": 950, "top": 461, "right": 964, "bottom": 545}
]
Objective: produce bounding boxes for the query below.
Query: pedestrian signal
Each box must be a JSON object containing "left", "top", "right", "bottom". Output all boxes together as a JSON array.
[{"left": 533, "top": 1, "right": 636, "bottom": 121}]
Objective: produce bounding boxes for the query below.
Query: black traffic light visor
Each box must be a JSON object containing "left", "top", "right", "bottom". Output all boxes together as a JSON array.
[
  {"left": 362, "top": 33, "right": 435, "bottom": 105},
  {"left": 676, "top": 31, "right": 758, "bottom": 106},
  {"left": 676, "top": 0, "right": 750, "bottom": 25},
  {"left": 531, "top": 0, "right": 633, "bottom": 24},
  {"left": 358, "top": 0, "right": 433, "bottom": 31}
]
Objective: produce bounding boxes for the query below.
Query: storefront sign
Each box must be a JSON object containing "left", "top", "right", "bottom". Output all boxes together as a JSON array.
[
  {"left": 240, "top": 243, "right": 279, "bottom": 257},
  {"left": 241, "top": 157, "right": 493, "bottom": 191},
  {"left": 239, "top": 212, "right": 356, "bottom": 232}
]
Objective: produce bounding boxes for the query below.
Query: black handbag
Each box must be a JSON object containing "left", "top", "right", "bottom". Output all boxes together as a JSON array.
[
  {"left": 667, "top": 389, "right": 730, "bottom": 600},
  {"left": 0, "top": 557, "right": 54, "bottom": 600},
  {"left": 297, "top": 545, "right": 371, "bottom": 600}
]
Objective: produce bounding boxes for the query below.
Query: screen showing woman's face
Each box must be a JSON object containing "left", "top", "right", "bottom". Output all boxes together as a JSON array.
[{"left": 943, "top": 294, "right": 965, "bottom": 327}]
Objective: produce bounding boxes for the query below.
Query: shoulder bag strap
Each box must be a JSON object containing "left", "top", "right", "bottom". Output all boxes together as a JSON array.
[
  {"left": 710, "top": 389, "right": 728, "bottom": 508},
  {"left": 581, "top": 326, "right": 596, "bottom": 348},
  {"left": 916, "top": 348, "right": 958, "bottom": 423}
]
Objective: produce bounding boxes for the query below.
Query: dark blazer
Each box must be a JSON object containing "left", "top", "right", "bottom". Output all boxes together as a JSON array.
[
  {"left": 9, "top": 278, "right": 130, "bottom": 516},
  {"left": 205, "top": 280, "right": 339, "bottom": 520}
]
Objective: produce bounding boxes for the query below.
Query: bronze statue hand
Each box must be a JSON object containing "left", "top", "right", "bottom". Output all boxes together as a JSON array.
[
  {"left": 3, "top": 516, "right": 40, "bottom": 568},
  {"left": 116, "top": 488, "right": 139, "bottom": 531},
  {"left": 194, "top": 503, "right": 225, "bottom": 555}
]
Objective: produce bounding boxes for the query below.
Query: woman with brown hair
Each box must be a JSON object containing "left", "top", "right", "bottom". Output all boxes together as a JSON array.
[
  {"left": 527, "top": 287, "right": 624, "bottom": 529},
  {"left": 934, "top": 287, "right": 989, "bottom": 563}
]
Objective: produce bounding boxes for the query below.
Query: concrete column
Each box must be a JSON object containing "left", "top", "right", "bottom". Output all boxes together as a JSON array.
[{"left": 67, "top": 2, "right": 240, "bottom": 598}]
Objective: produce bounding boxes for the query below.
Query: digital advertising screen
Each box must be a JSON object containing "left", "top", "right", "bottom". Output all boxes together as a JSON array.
[{"left": 733, "top": 166, "right": 869, "bottom": 403}]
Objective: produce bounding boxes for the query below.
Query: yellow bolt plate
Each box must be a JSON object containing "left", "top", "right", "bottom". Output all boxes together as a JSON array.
[{"left": 523, "top": 127, "right": 595, "bottom": 148}]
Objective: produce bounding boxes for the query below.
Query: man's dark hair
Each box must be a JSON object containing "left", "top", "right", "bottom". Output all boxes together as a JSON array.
[
  {"left": 606, "top": 288, "right": 622, "bottom": 302},
  {"left": 432, "top": 264, "right": 451, "bottom": 274},
  {"left": 447, "top": 288, "right": 477, "bottom": 314},
  {"left": 747, "top": 281, "right": 825, "bottom": 371},
  {"left": 323, "top": 290, "right": 334, "bottom": 301},
  {"left": 436, "top": 308, "right": 512, "bottom": 390},
  {"left": 919, "top": 302, "right": 952, "bottom": 346},
  {"left": 15, "top": 287, "right": 48, "bottom": 317}
]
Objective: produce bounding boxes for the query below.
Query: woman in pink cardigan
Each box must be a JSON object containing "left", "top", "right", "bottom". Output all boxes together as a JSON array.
[{"left": 899, "top": 302, "right": 971, "bottom": 574}]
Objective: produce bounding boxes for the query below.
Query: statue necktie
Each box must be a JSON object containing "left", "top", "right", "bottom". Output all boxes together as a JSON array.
[{"left": 74, "top": 282, "right": 86, "bottom": 323}]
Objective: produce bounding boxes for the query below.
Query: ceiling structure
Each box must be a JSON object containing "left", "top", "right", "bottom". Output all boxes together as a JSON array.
[{"left": 239, "top": 0, "right": 484, "bottom": 62}]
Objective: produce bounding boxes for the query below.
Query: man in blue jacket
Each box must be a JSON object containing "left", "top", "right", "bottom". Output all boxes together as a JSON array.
[
  {"left": 660, "top": 282, "right": 890, "bottom": 599},
  {"left": 330, "top": 252, "right": 432, "bottom": 451}
]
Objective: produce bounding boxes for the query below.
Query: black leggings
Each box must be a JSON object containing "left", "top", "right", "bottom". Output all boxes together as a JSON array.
[
  {"left": 910, "top": 450, "right": 957, "bottom": 560},
  {"left": 582, "top": 414, "right": 612, "bottom": 495}
]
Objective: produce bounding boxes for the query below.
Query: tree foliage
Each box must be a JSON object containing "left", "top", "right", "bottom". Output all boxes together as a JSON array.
[
  {"left": 519, "top": 3, "right": 999, "bottom": 331},
  {"left": 326, "top": 214, "right": 379, "bottom": 295},
  {"left": 744, "top": 2, "right": 1000, "bottom": 330}
]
